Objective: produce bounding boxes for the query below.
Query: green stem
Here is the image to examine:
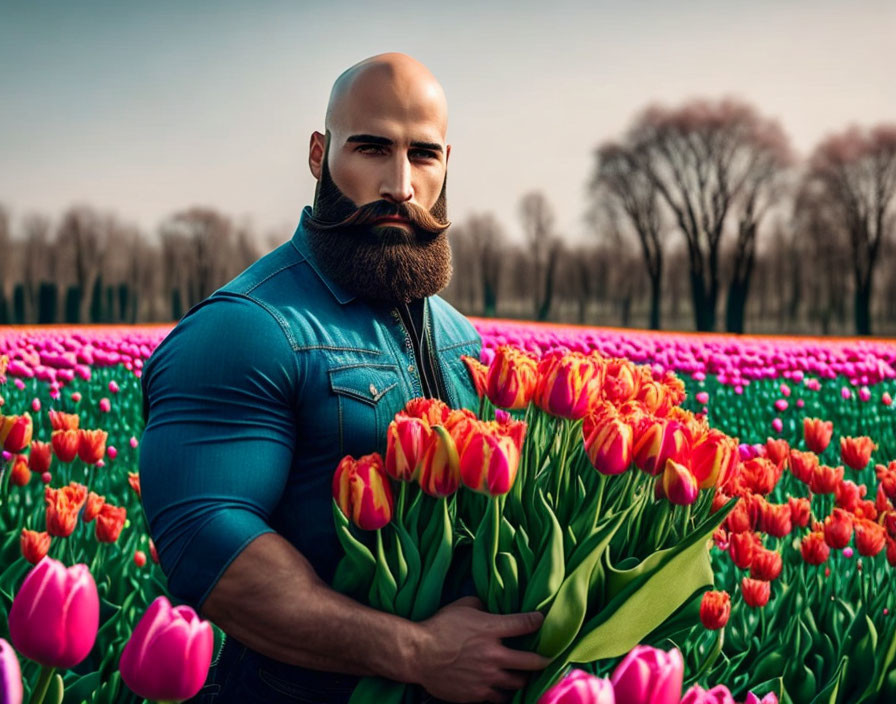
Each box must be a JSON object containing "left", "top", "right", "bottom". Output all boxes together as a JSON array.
[
  {"left": 28, "top": 665, "right": 56, "bottom": 704},
  {"left": 0, "top": 458, "right": 11, "bottom": 508},
  {"left": 691, "top": 627, "right": 725, "bottom": 683}
]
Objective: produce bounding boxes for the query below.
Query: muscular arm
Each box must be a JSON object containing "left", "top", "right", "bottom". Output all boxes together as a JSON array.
[{"left": 200, "top": 531, "right": 421, "bottom": 681}]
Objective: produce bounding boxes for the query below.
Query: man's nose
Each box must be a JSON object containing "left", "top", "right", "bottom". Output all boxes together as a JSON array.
[{"left": 380, "top": 155, "right": 413, "bottom": 204}]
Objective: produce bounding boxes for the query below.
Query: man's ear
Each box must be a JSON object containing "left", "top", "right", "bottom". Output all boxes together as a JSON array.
[
  {"left": 309, "top": 131, "right": 325, "bottom": 180},
  {"left": 445, "top": 143, "right": 451, "bottom": 165}
]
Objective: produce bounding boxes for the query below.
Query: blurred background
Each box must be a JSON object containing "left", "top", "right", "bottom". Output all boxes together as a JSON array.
[{"left": 1, "top": 0, "right": 893, "bottom": 334}]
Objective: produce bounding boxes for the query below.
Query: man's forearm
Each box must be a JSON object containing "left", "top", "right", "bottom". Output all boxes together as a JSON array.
[{"left": 199, "top": 531, "right": 425, "bottom": 682}]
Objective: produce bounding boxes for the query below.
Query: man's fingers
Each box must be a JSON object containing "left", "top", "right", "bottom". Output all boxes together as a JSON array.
[
  {"left": 449, "top": 595, "right": 485, "bottom": 610},
  {"left": 483, "top": 688, "right": 510, "bottom": 703},
  {"left": 495, "top": 646, "right": 553, "bottom": 672},
  {"left": 490, "top": 610, "right": 544, "bottom": 637}
]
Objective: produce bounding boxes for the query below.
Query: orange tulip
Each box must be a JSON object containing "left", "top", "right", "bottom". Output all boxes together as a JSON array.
[
  {"left": 583, "top": 407, "right": 633, "bottom": 476},
  {"left": 632, "top": 417, "right": 689, "bottom": 476},
  {"left": 332, "top": 453, "right": 394, "bottom": 530},
  {"left": 810, "top": 464, "right": 844, "bottom": 495},
  {"left": 602, "top": 358, "right": 640, "bottom": 403},
  {"left": 803, "top": 417, "right": 833, "bottom": 454},
  {"left": 741, "top": 578, "right": 771, "bottom": 608},
  {"left": 20, "top": 529, "right": 51, "bottom": 564},
  {"left": 128, "top": 472, "right": 141, "bottom": 499},
  {"left": 659, "top": 459, "right": 699, "bottom": 505},
  {"left": 739, "top": 457, "right": 780, "bottom": 496},
  {"left": 83, "top": 492, "right": 105, "bottom": 523},
  {"left": 485, "top": 346, "right": 538, "bottom": 410},
  {"left": 840, "top": 436, "right": 876, "bottom": 471},
  {"left": 461, "top": 355, "right": 488, "bottom": 399},
  {"left": 800, "top": 531, "right": 830, "bottom": 565},
  {"left": 95, "top": 503, "right": 128, "bottom": 543},
  {"left": 855, "top": 518, "right": 887, "bottom": 557},
  {"left": 385, "top": 414, "right": 433, "bottom": 482},
  {"left": 823, "top": 508, "right": 853, "bottom": 549},
  {"left": 417, "top": 425, "right": 462, "bottom": 498},
  {"left": 45, "top": 483, "right": 87, "bottom": 537},
  {"left": 403, "top": 397, "right": 453, "bottom": 426},
  {"left": 690, "top": 429, "right": 738, "bottom": 490},
  {"left": 788, "top": 497, "right": 811, "bottom": 528},
  {"left": 699, "top": 590, "right": 730, "bottom": 630},
  {"left": 534, "top": 350, "right": 604, "bottom": 420},
  {"left": 759, "top": 502, "right": 792, "bottom": 538},
  {"left": 48, "top": 410, "right": 80, "bottom": 431},
  {"left": 458, "top": 423, "right": 522, "bottom": 497},
  {"left": 725, "top": 497, "right": 753, "bottom": 534},
  {"left": 835, "top": 480, "right": 865, "bottom": 512},
  {"left": 764, "top": 438, "right": 790, "bottom": 467},
  {"left": 0, "top": 413, "right": 33, "bottom": 453},
  {"left": 877, "top": 462, "right": 896, "bottom": 500},
  {"left": 789, "top": 449, "right": 819, "bottom": 484},
  {"left": 10, "top": 454, "right": 31, "bottom": 486},
  {"left": 728, "top": 532, "right": 756, "bottom": 569},
  {"left": 29, "top": 440, "right": 53, "bottom": 474},
  {"left": 52, "top": 429, "right": 80, "bottom": 463},
  {"left": 78, "top": 429, "right": 107, "bottom": 464},
  {"left": 750, "top": 548, "right": 783, "bottom": 581}
]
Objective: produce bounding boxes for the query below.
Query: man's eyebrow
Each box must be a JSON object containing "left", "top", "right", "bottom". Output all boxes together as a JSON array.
[{"left": 345, "top": 134, "right": 443, "bottom": 153}]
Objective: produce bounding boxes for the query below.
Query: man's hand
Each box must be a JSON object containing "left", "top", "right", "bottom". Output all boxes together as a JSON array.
[{"left": 413, "top": 596, "right": 552, "bottom": 703}]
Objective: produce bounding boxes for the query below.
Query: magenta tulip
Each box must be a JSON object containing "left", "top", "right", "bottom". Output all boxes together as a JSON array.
[
  {"left": 681, "top": 684, "right": 735, "bottom": 704},
  {"left": 743, "top": 693, "right": 778, "bottom": 704},
  {"left": 610, "top": 645, "right": 683, "bottom": 704},
  {"left": 119, "top": 596, "right": 214, "bottom": 702},
  {"left": 0, "top": 639, "right": 22, "bottom": 704},
  {"left": 8, "top": 557, "right": 99, "bottom": 669},
  {"left": 538, "top": 669, "right": 615, "bottom": 704}
]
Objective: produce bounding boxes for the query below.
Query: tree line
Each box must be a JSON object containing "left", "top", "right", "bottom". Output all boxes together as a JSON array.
[{"left": 1, "top": 97, "right": 894, "bottom": 335}]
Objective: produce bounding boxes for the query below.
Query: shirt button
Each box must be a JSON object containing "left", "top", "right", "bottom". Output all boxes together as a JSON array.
[
  {"left": 408, "top": 364, "right": 415, "bottom": 373},
  {"left": 369, "top": 384, "right": 378, "bottom": 396}
]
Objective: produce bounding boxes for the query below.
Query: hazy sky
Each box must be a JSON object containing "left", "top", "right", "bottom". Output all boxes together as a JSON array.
[{"left": 1, "top": 0, "right": 893, "bottom": 244}]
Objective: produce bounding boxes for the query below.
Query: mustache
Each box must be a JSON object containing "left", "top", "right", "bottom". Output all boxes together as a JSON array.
[{"left": 307, "top": 198, "right": 450, "bottom": 236}]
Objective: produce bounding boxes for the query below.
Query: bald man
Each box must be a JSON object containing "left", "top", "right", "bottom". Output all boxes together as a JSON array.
[{"left": 139, "top": 54, "right": 550, "bottom": 704}]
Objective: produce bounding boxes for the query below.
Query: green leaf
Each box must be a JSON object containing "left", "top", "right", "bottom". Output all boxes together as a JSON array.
[
  {"left": 62, "top": 672, "right": 100, "bottom": 704},
  {"left": 369, "top": 530, "right": 398, "bottom": 613},
  {"left": 520, "top": 492, "right": 565, "bottom": 612},
  {"left": 535, "top": 509, "right": 628, "bottom": 658},
  {"left": 809, "top": 656, "right": 848, "bottom": 704},
  {"left": 46, "top": 673, "right": 65, "bottom": 704},
  {"left": 495, "top": 551, "right": 519, "bottom": 613},
  {"left": 563, "top": 504, "right": 730, "bottom": 663},
  {"left": 331, "top": 500, "right": 376, "bottom": 596},
  {"left": 472, "top": 498, "right": 499, "bottom": 602},
  {"left": 348, "top": 676, "right": 407, "bottom": 704},
  {"left": 410, "top": 499, "right": 453, "bottom": 621},
  {"left": 393, "top": 520, "right": 422, "bottom": 617}
]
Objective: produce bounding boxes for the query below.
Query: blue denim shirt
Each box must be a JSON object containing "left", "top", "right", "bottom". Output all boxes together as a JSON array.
[{"left": 139, "top": 207, "right": 480, "bottom": 701}]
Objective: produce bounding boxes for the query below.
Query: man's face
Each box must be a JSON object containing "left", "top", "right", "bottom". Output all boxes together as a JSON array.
[{"left": 304, "top": 62, "right": 454, "bottom": 304}]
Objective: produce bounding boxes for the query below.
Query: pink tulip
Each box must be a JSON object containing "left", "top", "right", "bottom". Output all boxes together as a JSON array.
[
  {"left": 130, "top": 436, "right": 139, "bottom": 449},
  {"left": 695, "top": 391, "right": 709, "bottom": 404},
  {"left": 611, "top": 645, "right": 683, "bottom": 704},
  {"left": 858, "top": 386, "right": 871, "bottom": 402},
  {"left": 8, "top": 557, "right": 99, "bottom": 668},
  {"left": 744, "top": 693, "right": 778, "bottom": 704},
  {"left": 108, "top": 380, "right": 120, "bottom": 394},
  {"left": 107, "top": 446, "right": 118, "bottom": 460},
  {"left": 681, "top": 684, "right": 735, "bottom": 704},
  {"left": 774, "top": 399, "right": 787, "bottom": 412},
  {"left": 119, "top": 596, "right": 214, "bottom": 702},
  {"left": 0, "top": 638, "right": 23, "bottom": 704},
  {"left": 771, "top": 418, "right": 783, "bottom": 433},
  {"left": 98, "top": 397, "right": 111, "bottom": 412},
  {"left": 538, "top": 669, "right": 615, "bottom": 704}
]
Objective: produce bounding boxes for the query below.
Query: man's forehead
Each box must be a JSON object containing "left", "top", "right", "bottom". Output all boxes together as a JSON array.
[{"left": 326, "top": 54, "right": 448, "bottom": 141}]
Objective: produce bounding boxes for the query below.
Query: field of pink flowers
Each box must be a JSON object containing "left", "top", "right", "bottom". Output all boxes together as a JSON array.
[{"left": 1, "top": 321, "right": 895, "bottom": 704}]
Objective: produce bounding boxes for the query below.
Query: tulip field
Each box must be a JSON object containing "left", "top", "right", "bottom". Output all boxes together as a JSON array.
[{"left": 2, "top": 321, "right": 896, "bottom": 703}]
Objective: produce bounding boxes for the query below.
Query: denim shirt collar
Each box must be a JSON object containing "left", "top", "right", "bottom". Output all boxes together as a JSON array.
[{"left": 290, "top": 206, "right": 357, "bottom": 305}]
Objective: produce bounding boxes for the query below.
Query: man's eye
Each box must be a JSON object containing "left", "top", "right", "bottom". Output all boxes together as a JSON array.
[
  {"left": 410, "top": 149, "right": 438, "bottom": 160},
  {"left": 357, "top": 145, "right": 386, "bottom": 155}
]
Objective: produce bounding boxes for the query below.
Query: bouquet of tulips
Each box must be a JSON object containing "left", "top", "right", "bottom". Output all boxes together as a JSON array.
[{"left": 331, "top": 346, "right": 741, "bottom": 703}]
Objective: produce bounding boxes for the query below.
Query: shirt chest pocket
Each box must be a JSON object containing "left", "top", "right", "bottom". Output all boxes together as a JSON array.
[{"left": 329, "top": 363, "right": 405, "bottom": 457}]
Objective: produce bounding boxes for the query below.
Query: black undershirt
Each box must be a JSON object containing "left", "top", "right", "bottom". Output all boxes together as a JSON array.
[{"left": 396, "top": 299, "right": 447, "bottom": 400}]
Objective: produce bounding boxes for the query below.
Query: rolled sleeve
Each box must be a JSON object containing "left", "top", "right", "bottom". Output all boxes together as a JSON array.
[{"left": 139, "top": 294, "right": 298, "bottom": 611}]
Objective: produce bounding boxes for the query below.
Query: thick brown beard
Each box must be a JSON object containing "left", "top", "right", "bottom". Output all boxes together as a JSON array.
[{"left": 306, "top": 150, "right": 453, "bottom": 304}]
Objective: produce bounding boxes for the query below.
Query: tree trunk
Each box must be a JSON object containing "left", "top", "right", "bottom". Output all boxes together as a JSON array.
[
  {"left": 648, "top": 272, "right": 662, "bottom": 330},
  {"left": 725, "top": 282, "right": 748, "bottom": 334},
  {"left": 855, "top": 280, "right": 873, "bottom": 336}
]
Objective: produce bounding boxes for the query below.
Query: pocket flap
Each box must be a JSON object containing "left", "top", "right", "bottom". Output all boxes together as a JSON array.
[{"left": 329, "top": 364, "right": 400, "bottom": 406}]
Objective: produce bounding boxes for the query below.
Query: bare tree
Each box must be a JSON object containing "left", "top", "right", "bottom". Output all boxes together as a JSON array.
[
  {"left": 0, "top": 205, "right": 13, "bottom": 323},
  {"left": 467, "top": 213, "right": 505, "bottom": 317},
  {"left": 56, "top": 205, "right": 111, "bottom": 323},
  {"left": 626, "top": 98, "right": 792, "bottom": 331},
  {"left": 518, "top": 192, "right": 561, "bottom": 321},
  {"left": 591, "top": 142, "right": 665, "bottom": 329},
  {"left": 21, "top": 214, "right": 52, "bottom": 323},
  {"left": 804, "top": 124, "right": 896, "bottom": 335}
]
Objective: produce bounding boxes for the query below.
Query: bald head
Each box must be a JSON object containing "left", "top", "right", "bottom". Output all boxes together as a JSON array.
[{"left": 325, "top": 53, "right": 448, "bottom": 139}]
